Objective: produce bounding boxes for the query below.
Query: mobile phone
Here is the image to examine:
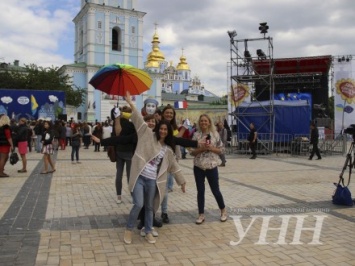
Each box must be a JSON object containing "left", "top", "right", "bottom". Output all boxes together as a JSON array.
[{"left": 206, "top": 134, "right": 211, "bottom": 145}]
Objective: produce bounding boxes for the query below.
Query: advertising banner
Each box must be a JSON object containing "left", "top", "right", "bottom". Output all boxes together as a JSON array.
[
  {"left": 333, "top": 60, "right": 355, "bottom": 133},
  {"left": 0, "top": 89, "right": 65, "bottom": 121}
]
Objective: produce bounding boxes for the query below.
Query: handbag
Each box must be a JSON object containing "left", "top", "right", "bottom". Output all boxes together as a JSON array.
[
  {"left": 332, "top": 183, "right": 353, "bottom": 206},
  {"left": 107, "top": 146, "right": 116, "bottom": 162},
  {"left": 332, "top": 156, "right": 354, "bottom": 206},
  {"left": 10, "top": 152, "right": 19, "bottom": 165}
]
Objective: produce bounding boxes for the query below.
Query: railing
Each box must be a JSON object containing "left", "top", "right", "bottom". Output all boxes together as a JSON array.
[{"left": 226, "top": 132, "right": 347, "bottom": 157}]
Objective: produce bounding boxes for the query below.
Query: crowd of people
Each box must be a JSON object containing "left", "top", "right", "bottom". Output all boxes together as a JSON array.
[{"left": 8, "top": 95, "right": 325, "bottom": 244}]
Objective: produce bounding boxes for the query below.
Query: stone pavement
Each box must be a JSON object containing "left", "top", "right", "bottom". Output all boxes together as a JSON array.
[{"left": 0, "top": 145, "right": 355, "bottom": 265}]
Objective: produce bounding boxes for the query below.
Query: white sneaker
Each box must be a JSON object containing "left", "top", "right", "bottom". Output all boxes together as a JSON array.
[
  {"left": 116, "top": 199, "right": 122, "bottom": 204},
  {"left": 71, "top": 161, "right": 76, "bottom": 164},
  {"left": 140, "top": 227, "right": 158, "bottom": 237}
]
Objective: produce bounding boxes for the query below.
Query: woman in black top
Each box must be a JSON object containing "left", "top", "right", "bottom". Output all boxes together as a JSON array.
[{"left": 40, "top": 121, "right": 56, "bottom": 174}]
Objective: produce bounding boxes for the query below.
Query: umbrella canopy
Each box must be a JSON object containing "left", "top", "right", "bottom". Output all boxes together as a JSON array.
[{"left": 89, "top": 63, "right": 153, "bottom": 96}]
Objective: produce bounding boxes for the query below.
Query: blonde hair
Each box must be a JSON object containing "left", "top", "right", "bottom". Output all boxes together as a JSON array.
[
  {"left": 0, "top": 115, "right": 10, "bottom": 127},
  {"left": 197, "top": 114, "right": 217, "bottom": 133}
]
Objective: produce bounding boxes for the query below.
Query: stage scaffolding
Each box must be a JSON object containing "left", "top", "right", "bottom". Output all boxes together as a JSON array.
[{"left": 228, "top": 34, "right": 275, "bottom": 153}]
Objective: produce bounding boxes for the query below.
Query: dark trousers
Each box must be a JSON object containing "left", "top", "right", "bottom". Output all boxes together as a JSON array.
[
  {"left": 71, "top": 146, "right": 80, "bottom": 161},
  {"left": 83, "top": 135, "right": 91, "bottom": 148},
  {"left": 94, "top": 143, "right": 101, "bottom": 151},
  {"left": 249, "top": 141, "right": 257, "bottom": 157},
  {"left": 193, "top": 166, "right": 225, "bottom": 214},
  {"left": 115, "top": 153, "right": 132, "bottom": 196},
  {"left": 309, "top": 143, "right": 321, "bottom": 159}
]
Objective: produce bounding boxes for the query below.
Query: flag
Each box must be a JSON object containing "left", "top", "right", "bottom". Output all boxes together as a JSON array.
[
  {"left": 31, "top": 95, "right": 38, "bottom": 115},
  {"left": 174, "top": 101, "right": 188, "bottom": 109}
]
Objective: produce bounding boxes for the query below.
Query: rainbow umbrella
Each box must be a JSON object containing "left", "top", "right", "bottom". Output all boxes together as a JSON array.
[{"left": 89, "top": 63, "right": 152, "bottom": 96}]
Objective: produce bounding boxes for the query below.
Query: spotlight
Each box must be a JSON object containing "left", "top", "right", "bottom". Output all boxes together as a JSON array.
[
  {"left": 227, "top": 30, "right": 237, "bottom": 39},
  {"left": 227, "top": 30, "right": 237, "bottom": 44},
  {"left": 256, "top": 49, "right": 266, "bottom": 60},
  {"left": 244, "top": 50, "right": 252, "bottom": 61},
  {"left": 259, "top": 22, "right": 269, "bottom": 37},
  {"left": 342, "top": 56, "right": 345, "bottom": 61}
]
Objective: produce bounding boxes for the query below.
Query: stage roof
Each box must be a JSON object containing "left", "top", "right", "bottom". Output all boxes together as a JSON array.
[{"left": 253, "top": 55, "right": 332, "bottom": 75}]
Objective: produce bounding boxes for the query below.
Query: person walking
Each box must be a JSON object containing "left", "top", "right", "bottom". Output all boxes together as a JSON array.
[
  {"left": 248, "top": 122, "right": 257, "bottom": 159},
  {"left": 92, "top": 122, "right": 103, "bottom": 152},
  {"left": 66, "top": 122, "right": 72, "bottom": 147},
  {"left": 309, "top": 122, "right": 322, "bottom": 160},
  {"left": 190, "top": 114, "right": 227, "bottom": 224},
  {"left": 40, "top": 120, "right": 56, "bottom": 174},
  {"left": 0, "top": 115, "right": 15, "bottom": 177},
  {"left": 16, "top": 118, "right": 29, "bottom": 173},
  {"left": 71, "top": 123, "right": 82, "bottom": 164},
  {"left": 122, "top": 92, "right": 186, "bottom": 245},
  {"left": 217, "top": 122, "right": 227, "bottom": 166},
  {"left": 33, "top": 119, "right": 44, "bottom": 153}
]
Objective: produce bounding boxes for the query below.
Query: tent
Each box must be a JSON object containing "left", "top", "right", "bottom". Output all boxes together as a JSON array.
[{"left": 233, "top": 100, "right": 311, "bottom": 138}]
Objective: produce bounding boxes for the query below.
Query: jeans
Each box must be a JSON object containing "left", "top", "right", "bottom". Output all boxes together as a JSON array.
[
  {"left": 115, "top": 151, "right": 133, "bottom": 196},
  {"left": 126, "top": 175, "right": 156, "bottom": 233},
  {"left": 167, "top": 172, "right": 174, "bottom": 190},
  {"left": 71, "top": 146, "right": 80, "bottom": 161},
  {"left": 161, "top": 173, "right": 174, "bottom": 213},
  {"left": 35, "top": 135, "right": 42, "bottom": 152},
  {"left": 193, "top": 166, "right": 225, "bottom": 214}
]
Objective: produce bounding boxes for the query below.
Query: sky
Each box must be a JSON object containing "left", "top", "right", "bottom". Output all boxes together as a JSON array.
[{"left": 1, "top": 0, "right": 354, "bottom": 96}]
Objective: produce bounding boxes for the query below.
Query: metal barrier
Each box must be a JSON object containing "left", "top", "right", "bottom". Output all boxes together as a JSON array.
[{"left": 226, "top": 132, "right": 347, "bottom": 157}]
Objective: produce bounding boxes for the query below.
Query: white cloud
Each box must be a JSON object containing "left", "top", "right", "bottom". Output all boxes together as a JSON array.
[{"left": 1, "top": 0, "right": 355, "bottom": 97}]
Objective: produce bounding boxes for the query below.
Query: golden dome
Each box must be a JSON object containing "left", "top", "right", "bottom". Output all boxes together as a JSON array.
[
  {"left": 145, "top": 28, "right": 165, "bottom": 68},
  {"left": 176, "top": 52, "right": 190, "bottom": 70}
]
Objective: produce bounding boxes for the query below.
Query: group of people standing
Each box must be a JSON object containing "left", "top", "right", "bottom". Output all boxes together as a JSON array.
[
  {"left": 92, "top": 93, "right": 228, "bottom": 244},
  {"left": 0, "top": 115, "right": 56, "bottom": 176}
]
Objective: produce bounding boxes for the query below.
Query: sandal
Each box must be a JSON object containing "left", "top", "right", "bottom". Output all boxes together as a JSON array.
[
  {"left": 17, "top": 169, "right": 27, "bottom": 173},
  {"left": 49, "top": 169, "right": 56, "bottom": 173},
  {"left": 40, "top": 171, "right": 48, "bottom": 174},
  {"left": 195, "top": 215, "right": 205, "bottom": 224},
  {"left": 0, "top": 173, "right": 9, "bottom": 177}
]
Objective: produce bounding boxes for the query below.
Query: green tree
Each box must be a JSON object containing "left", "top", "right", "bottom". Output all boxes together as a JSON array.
[{"left": 0, "top": 64, "right": 85, "bottom": 107}]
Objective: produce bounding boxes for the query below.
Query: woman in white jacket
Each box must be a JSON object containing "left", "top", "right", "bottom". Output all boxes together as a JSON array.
[{"left": 123, "top": 92, "right": 186, "bottom": 245}]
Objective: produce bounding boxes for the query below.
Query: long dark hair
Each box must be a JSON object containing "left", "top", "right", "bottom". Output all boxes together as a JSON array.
[
  {"left": 162, "top": 105, "right": 178, "bottom": 130},
  {"left": 154, "top": 120, "right": 175, "bottom": 151}
]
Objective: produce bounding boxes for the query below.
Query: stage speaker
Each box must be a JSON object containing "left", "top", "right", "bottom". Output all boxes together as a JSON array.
[{"left": 58, "top": 114, "right": 67, "bottom": 121}]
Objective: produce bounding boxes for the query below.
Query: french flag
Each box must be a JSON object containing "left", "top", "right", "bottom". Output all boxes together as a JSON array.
[{"left": 174, "top": 101, "right": 188, "bottom": 109}]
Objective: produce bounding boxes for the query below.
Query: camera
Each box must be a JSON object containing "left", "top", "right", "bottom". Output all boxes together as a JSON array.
[{"left": 344, "top": 124, "right": 355, "bottom": 137}]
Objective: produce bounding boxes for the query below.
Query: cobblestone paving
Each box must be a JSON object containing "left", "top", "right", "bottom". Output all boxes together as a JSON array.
[{"left": 0, "top": 147, "right": 354, "bottom": 265}]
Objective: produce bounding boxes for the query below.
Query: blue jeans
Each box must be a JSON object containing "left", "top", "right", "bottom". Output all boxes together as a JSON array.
[
  {"left": 35, "top": 135, "right": 42, "bottom": 152},
  {"left": 126, "top": 175, "right": 156, "bottom": 233},
  {"left": 161, "top": 173, "right": 173, "bottom": 213},
  {"left": 193, "top": 166, "right": 225, "bottom": 214},
  {"left": 167, "top": 173, "right": 174, "bottom": 190},
  {"left": 71, "top": 145, "right": 80, "bottom": 161}
]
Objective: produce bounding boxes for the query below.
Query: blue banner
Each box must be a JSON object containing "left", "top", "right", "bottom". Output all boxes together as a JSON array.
[{"left": 0, "top": 89, "right": 65, "bottom": 121}]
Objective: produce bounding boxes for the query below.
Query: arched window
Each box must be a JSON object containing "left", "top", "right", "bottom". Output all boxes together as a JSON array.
[{"left": 112, "top": 27, "right": 121, "bottom": 51}]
